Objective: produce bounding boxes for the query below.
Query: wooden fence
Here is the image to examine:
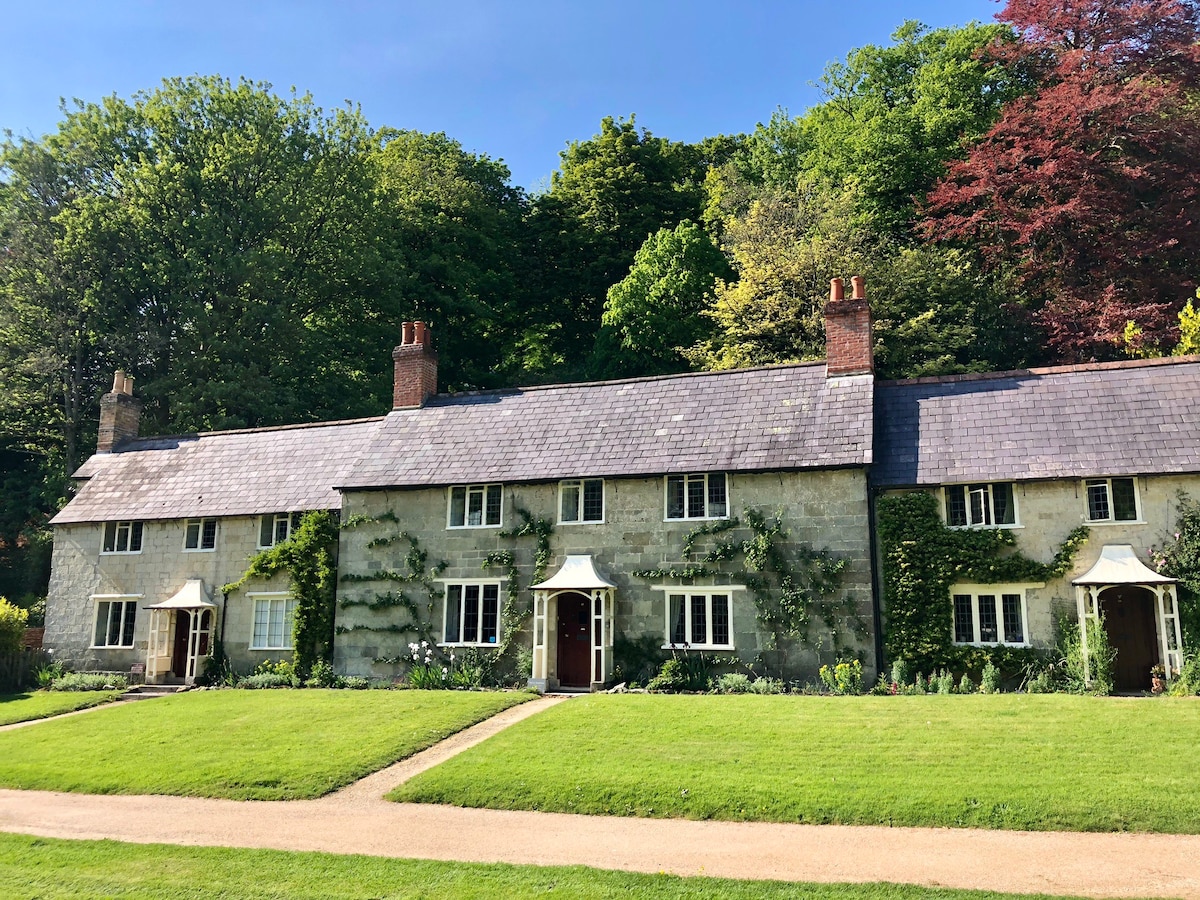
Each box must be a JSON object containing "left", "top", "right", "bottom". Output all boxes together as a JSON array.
[{"left": 0, "top": 649, "right": 50, "bottom": 692}]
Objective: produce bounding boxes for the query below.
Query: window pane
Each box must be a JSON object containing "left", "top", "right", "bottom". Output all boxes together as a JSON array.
[
  {"left": 202, "top": 519, "right": 217, "bottom": 549},
  {"left": 107, "top": 602, "right": 121, "bottom": 645},
  {"left": 1112, "top": 478, "right": 1137, "bottom": 521},
  {"left": 260, "top": 516, "right": 274, "bottom": 547},
  {"left": 666, "top": 476, "right": 685, "bottom": 519},
  {"left": 711, "top": 595, "right": 730, "bottom": 646},
  {"left": 946, "top": 486, "right": 967, "bottom": 527},
  {"left": 268, "top": 599, "right": 284, "bottom": 648},
  {"left": 687, "top": 476, "right": 705, "bottom": 518},
  {"left": 253, "top": 600, "right": 269, "bottom": 646},
  {"left": 582, "top": 479, "right": 604, "bottom": 522},
  {"left": 953, "top": 594, "right": 974, "bottom": 643},
  {"left": 467, "top": 488, "right": 483, "bottom": 526},
  {"left": 463, "top": 585, "right": 480, "bottom": 642},
  {"left": 481, "top": 584, "right": 499, "bottom": 643},
  {"left": 485, "top": 485, "right": 502, "bottom": 525},
  {"left": 561, "top": 482, "right": 580, "bottom": 522},
  {"left": 707, "top": 473, "right": 727, "bottom": 518},
  {"left": 449, "top": 488, "right": 466, "bottom": 527},
  {"left": 978, "top": 595, "right": 998, "bottom": 643},
  {"left": 690, "top": 595, "right": 707, "bottom": 645},
  {"left": 445, "top": 585, "right": 462, "bottom": 643},
  {"left": 185, "top": 521, "right": 200, "bottom": 549},
  {"left": 1087, "top": 481, "right": 1110, "bottom": 521},
  {"left": 95, "top": 602, "right": 110, "bottom": 645},
  {"left": 274, "top": 515, "right": 289, "bottom": 544},
  {"left": 1002, "top": 594, "right": 1024, "bottom": 644},
  {"left": 121, "top": 603, "right": 136, "bottom": 645},
  {"left": 130, "top": 521, "right": 143, "bottom": 551},
  {"left": 102, "top": 523, "right": 116, "bottom": 553},
  {"left": 969, "top": 485, "right": 991, "bottom": 526},
  {"left": 669, "top": 594, "right": 686, "bottom": 643},
  {"left": 992, "top": 483, "right": 1015, "bottom": 525}
]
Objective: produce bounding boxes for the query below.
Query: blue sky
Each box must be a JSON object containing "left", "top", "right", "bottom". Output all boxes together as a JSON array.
[{"left": 2, "top": 0, "right": 1000, "bottom": 190}]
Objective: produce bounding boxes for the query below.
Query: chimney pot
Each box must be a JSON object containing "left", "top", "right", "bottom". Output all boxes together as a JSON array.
[
  {"left": 122, "top": 374, "right": 134, "bottom": 395},
  {"left": 830, "top": 278, "right": 845, "bottom": 302},
  {"left": 402, "top": 321, "right": 415, "bottom": 345},
  {"left": 413, "top": 321, "right": 429, "bottom": 345},
  {"left": 112, "top": 370, "right": 126, "bottom": 393},
  {"left": 851, "top": 275, "right": 866, "bottom": 300}
]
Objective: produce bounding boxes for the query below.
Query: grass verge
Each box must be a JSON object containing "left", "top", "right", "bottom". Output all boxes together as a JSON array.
[
  {"left": 392, "top": 693, "right": 1200, "bottom": 833},
  {"left": 0, "top": 689, "right": 528, "bottom": 799},
  {"left": 0, "top": 691, "right": 121, "bottom": 727},
  {"left": 0, "top": 832, "right": 1129, "bottom": 900}
]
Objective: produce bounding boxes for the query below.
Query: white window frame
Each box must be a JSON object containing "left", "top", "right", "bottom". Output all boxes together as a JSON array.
[
  {"left": 447, "top": 484, "right": 503, "bottom": 529},
  {"left": 249, "top": 592, "right": 297, "bottom": 650},
  {"left": 1082, "top": 477, "right": 1143, "bottom": 524},
  {"left": 258, "top": 512, "right": 301, "bottom": 549},
  {"left": 90, "top": 594, "right": 142, "bottom": 648},
  {"left": 439, "top": 579, "right": 504, "bottom": 647},
  {"left": 559, "top": 478, "right": 605, "bottom": 525},
  {"left": 653, "top": 585, "right": 743, "bottom": 650},
  {"left": 950, "top": 584, "right": 1037, "bottom": 647},
  {"left": 942, "top": 482, "right": 1020, "bottom": 529},
  {"left": 101, "top": 521, "right": 144, "bottom": 554},
  {"left": 664, "top": 473, "right": 730, "bottom": 521},
  {"left": 183, "top": 517, "right": 218, "bottom": 552}
]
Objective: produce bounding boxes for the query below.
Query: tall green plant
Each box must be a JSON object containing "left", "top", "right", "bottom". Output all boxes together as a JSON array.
[
  {"left": 1154, "top": 492, "right": 1200, "bottom": 649},
  {"left": 224, "top": 511, "right": 339, "bottom": 677},
  {"left": 0, "top": 596, "right": 29, "bottom": 654}
]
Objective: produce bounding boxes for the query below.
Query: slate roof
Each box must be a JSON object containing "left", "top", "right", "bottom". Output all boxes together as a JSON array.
[
  {"left": 874, "top": 357, "right": 1200, "bottom": 487},
  {"left": 52, "top": 418, "right": 382, "bottom": 524},
  {"left": 340, "top": 364, "right": 874, "bottom": 490}
]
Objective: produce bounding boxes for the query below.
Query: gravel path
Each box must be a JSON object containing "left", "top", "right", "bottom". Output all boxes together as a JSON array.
[{"left": 1, "top": 694, "right": 1198, "bottom": 898}]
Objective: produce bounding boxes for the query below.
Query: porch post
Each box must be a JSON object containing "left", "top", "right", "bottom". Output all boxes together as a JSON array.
[
  {"left": 1076, "top": 586, "right": 1093, "bottom": 685},
  {"left": 531, "top": 590, "right": 549, "bottom": 688},
  {"left": 1160, "top": 584, "right": 1184, "bottom": 675}
]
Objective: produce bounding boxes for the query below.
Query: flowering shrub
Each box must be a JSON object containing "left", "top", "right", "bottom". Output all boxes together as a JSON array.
[
  {"left": 49, "top": 672, "right": 128, "bottom": 691},
  {"left": 818, "top": 659, "right": 864, "bottom": 695}
]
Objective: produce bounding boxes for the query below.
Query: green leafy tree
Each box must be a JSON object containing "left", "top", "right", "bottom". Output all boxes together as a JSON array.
[
  {"left": 591, "top": 221, "right": 731, "bottom": 378},
  {"left": 1178, "top": 294, "right": 1200, "bottom": 356},
  {"left": 0, "top": 596, "right": 29, "bottom": 654}
]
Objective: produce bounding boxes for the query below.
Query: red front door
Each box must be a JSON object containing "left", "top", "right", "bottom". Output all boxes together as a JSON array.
[
  {"left": 1102, "top": 586, "right": 1159, "bottom": 692},
  {"left": 556, "top": 593, "right": 592, "bottom": 688}
]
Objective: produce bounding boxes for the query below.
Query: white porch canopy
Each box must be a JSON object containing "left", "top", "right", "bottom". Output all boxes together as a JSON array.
[
  {"left": 530, "top": 555, "right": 616, "bottom": 691},
  {"left": 145, "top": 579, "right": 217, "bottom": 683},
  {"left": 1072, "top": 545, "right": 1182, "bottom": 680}
]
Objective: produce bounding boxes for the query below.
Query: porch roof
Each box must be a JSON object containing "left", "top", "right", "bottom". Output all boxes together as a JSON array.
[
  {"left": 532, "top": 555, "right": 617, "bottom": 592},
  {"left": 1073, "top": 545, "right": 1175, "bottom": 586},
  {"left": 146, "top": 578, "right": 217, "bottom": 609}
]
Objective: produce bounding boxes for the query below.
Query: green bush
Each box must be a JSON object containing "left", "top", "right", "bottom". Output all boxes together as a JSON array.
[
  {"left": 935, "top": 669, "right": 955, "bottom": 694},
  {"left": 1169, "top": 653, "right": 1200, "bottom": 696},
  {"left": 958, "top": 673, "right": 975, "bottom": 694},
  {"left": 341, "top": 676, "right": 370, "bottom": 690},
  {"left": 818, "top": 659, "right": 864, "bottom": 695},
  {"left": 304, "top": 659, "right": 341, "bottom": 688},
  {"left": 49, "top": 672, "right": 127, "bottom": 691},
  {"left": 716, "top": 672, "right": 752, "bottom": 693},
  {"left": 0, "top": 597, "right": 30, "bottom": 655},
  {"left": 35, "top": 661, "right": 65, "bottom": 689},
  {"left": 238, "top": 673, "right": 296, "bottom": 689},
  {"left": 747, "top": 676, "right": 784, "bottom": 694},
  {"left": 612, "top": 634, "right": 666, "bottom": 686},
  {"left": 979, "top": 661, "right": 1002, "bottom": 694},
  {"left": 253, "top": 658, "right": 295, "bottom": 678},
  {"left": 647, "top": 654, "right": 711, "bottom": 693}
]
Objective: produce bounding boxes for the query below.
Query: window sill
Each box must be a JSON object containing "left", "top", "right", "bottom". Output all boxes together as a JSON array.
[
  {"left": 99, "top": 551, "right": 143, "bottom": 556},
  {"left": 952, "top": 641, "right": 1030, "bottom": 649},
  {"left": 557, "top": 519, "right": 605, "bottom": 526},
  {"left": 1084, "top": 519, "right": 1146, "bottom": 527},
  {"left": 445, "top": 524, "right": 503, "bottom": 531},
  {"left": 182, "top": 547, "right": 217, "bottom": 553},
  {"left": 438, "top": 642, "right": 502, "bottom": 649},
  {"left": 249, "top": 646, "right": 294, "bottom": 652},
  {"left": 945, "top": 523, "right": 1023, "bottom": 531},
  {"left": 664, "top": 516, "right": 730, "bottom": 524},
  {"left": 661, "top": 643, "right": 735, "bottom": 651},
  {"left": 89, "top": 644, "right": 136, "bottom": 650}
]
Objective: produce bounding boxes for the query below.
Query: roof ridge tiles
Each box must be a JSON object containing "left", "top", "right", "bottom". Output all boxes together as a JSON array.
[
  {"left": 880, "top": 354, "right": 1200, "bottom": 387},
  {"left": 117, "top": 415, "right": 385, "bottom": 447},
  {"left": 424, "top": 360, "right": 832, "bottom": 404}
]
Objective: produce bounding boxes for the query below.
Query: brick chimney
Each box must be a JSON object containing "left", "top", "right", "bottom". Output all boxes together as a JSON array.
[
  {"left": 97, "top": 370, "right": 143, "bottom": 453},
  {"left": 392, "top": 321, "right": 438, "bottom": 408},
  {"left": 824, "top": 276, "right": 874, "bottom": 377}
]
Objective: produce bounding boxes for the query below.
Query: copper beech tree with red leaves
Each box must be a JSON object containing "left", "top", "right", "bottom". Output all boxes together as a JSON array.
[{"left": 925, "top": 0, "right": 1200, "bottom": 360}]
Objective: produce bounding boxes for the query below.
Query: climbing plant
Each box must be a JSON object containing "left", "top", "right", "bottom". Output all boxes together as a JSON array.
[
  {"left": 634, "top": 507, "right": 855, "bottom": 672},
  {"left": 223, "top": 510, "right": 340, "bottom": 678},
  {"left": 1152, "top": 492, "right": 1200, "bottom": 650},
  {"left": 482, "top": 507, "right": 555, "bottom": 658},
  {"left": 877, "top": 491, "right": 1089, "bottom": 675}
]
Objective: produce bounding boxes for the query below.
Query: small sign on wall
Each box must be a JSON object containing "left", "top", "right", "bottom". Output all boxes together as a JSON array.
[{"left": 130, "top": 663, "right": 145, "bottom": 675}]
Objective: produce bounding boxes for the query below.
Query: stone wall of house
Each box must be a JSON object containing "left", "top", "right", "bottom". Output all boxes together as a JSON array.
[
  {"left": 45, "top": 517, "right": 291, "bottom": 675},
  {"left": 880, "top": 473, "right": 1200, "bottom": 652},
  {"left": 333, "top": 469, "right": 877, "bottom": 685}
]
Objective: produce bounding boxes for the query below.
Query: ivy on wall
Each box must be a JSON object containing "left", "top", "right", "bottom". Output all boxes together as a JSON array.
[
  {"left": 223, "top": 510, "right": 340, "bottom": 678},
  {"left": 1154, "top": 492, "right": 1200, "bottom": 649},
  {"left": 483, "top": 507, "right": 554, "bottom": 658},
  {"left": 877, "top": 491, "right": 1089, "bottom": 675},
  {"left": 633, "top": 507, "right": 857, "bottom": 670}
]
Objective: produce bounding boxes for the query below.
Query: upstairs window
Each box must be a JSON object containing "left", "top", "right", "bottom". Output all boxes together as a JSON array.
[
  {"left": 560, "top": 479, "right": 604, "bottom": 524},
  {"left": 1085, "top": 477, "right": 1139, "bottom": 523},
  {"left": 184, "top": 518, "right": 218, "bottom": 551},
  {"left": 443, "top": 582, "right": 501, "bottom": 646},
  {"left": 448, "top": 484, "right": 502, "bottom": 528},
  {"left": 944, "top": 483, "right": 1016, "bottom": 528},
  {"left": 258, "top": 512, "right": 301, "bottom": 549},
  {"left": 952, "top": 588, "right": 1028, "bottom": 646},
  {"left": 666, "top": 473, "right": 728, "bottom": 520},
  {"left": 102, "top": 521, "right": 144, "bottom": 554}
]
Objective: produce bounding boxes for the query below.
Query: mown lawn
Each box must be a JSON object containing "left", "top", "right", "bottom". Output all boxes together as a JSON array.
[
  {"left": 0, "top": 833, "right": 1128, "bottom": 900},
  {"left": 0, "top": 689, "right": 528, "bottom": 800},
  {"left": 392, "top": 694, "right": 1200, "bottom": 833},
  {"left": 0, "top": 691, "right": 121, "bottom": 727}
]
